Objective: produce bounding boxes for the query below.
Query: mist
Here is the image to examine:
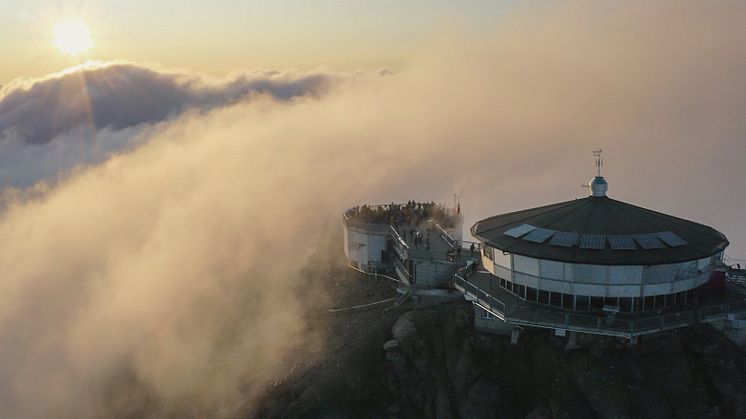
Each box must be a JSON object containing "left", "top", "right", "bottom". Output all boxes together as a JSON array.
[{"left": 1, "top": 1, "right": 746, "bottom": 417}]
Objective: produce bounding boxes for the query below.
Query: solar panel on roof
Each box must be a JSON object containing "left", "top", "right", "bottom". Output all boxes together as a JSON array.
[
  {"left": 523, "top": 228, "right": 556, "bottom": 243},
  {"left": 654, "top": 231, "right": 688, "bottom": 247},
  {"left": 607, "top": 235, "right": 637, "bottom": 250},
  {"left": 503, "top": 224, "right": 536, "bottom": 238},
  {"left": 548, "top": 231, "right": 579, "bottom": 247},
  {"left": 580, "top": 234, "right": 606, "bottom": 249},
  {"left": 633, "top": 234, "right": 665, "bottom": 250}
]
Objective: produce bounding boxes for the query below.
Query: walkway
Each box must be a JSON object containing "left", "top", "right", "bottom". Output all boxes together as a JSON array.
[
  {"left": 455, "top": 269, "right": 746, "bottom": 338},
  {"left": 395, "top": 221, "right": 477, "bottom": 264}
]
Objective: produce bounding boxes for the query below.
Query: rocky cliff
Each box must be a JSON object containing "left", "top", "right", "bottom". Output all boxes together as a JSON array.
[{"left": 255, "top": 270, "right": 746, "bottom": 419}]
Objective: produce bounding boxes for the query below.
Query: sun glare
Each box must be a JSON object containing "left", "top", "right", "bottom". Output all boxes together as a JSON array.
[{"left": 53, "top": 20, "right": 93, "bottom": 55}]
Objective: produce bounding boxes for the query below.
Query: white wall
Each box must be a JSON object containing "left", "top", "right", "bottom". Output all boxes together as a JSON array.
[
  {"left": 513, "top": 255, "right": 538, "bottom": 276},
  {"left": 494, "top": 250, "right": 512, "bottom": 269},
  {"left": 482, "top": 245, "right": 716, "bottom": 298},
  {"left": 483, "top": 246, "right": 513, "bottom": 280},
  {"left": 343, "top": 225, "right": 387, "bottom": 268}
]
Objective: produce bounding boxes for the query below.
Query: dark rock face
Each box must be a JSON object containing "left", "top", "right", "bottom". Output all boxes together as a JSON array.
[
  {"left": 255, "top": 292, "right": 746, "bottom": 419},
  {"left": 380, "top": 304, "right": 746, "bottom": 419}
]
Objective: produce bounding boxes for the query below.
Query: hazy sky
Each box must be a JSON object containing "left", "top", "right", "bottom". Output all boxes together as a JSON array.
[{"left": 0, "top": 0, "right": 508, "bottom": 83}]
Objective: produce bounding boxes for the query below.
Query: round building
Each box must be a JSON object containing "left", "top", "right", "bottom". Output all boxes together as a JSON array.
[{"left": 471, "top": 176, "right": 729, "bottom": 313}]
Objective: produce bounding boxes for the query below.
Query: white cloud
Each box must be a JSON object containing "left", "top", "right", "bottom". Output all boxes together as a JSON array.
[
  {"left": 0, "top": 61, "right": 337, "bottom": 145},
  {"left": 0, "top": 61, "right": 344, "bottom": 188}
]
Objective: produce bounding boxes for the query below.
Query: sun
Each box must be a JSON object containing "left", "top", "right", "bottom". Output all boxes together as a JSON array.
[{"left": 53, "top": 20, "right": 93, "bottom": 55}]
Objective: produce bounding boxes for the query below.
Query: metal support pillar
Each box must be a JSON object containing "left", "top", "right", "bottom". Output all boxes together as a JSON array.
[
  {"left": 510, "top": 328, "right": 521, "bottom": 345},
  {"left": 565, "top": 331, "right": 578, "bottom": 350}
]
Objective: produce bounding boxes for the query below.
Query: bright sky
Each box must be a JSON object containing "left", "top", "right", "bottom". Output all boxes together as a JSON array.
[{"left": 0, "top": 0, "right": 509, "bottom": 83}]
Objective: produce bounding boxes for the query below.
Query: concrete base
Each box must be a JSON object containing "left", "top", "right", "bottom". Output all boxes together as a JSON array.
[{"left": 473, "top": 306, "right": 514, "bottom": 335}]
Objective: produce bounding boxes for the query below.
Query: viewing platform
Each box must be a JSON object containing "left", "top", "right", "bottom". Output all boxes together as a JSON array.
[
  {"left": 343, "top": 201, "right": 477, "bottom": 287},
  {"left": 342, "top": 195, "right": 746, "bottom": 345}
]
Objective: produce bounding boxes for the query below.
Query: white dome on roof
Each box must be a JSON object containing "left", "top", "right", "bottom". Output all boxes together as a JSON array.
[{"left": 589, "top": 176, "right": 608, "bottom": 197}]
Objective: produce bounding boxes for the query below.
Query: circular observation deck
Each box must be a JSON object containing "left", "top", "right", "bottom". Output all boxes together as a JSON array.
[{"left": 471, "top": 179, "right": 729, "bottom": 313}]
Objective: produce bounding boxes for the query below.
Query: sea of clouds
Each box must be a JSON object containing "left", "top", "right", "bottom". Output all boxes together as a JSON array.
[
  {"left": 0, "top": 1, "right": 745, "bottom": 417},
  {"left": 0, "top": 60, "right": 339, "bottom": 188}
]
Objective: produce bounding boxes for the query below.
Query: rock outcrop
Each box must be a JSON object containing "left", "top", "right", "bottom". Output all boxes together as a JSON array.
[
  {"left": 254, "top": 272, "right": 746, "bottom": 419},
  {"left": 380, "top": 303, "right": 746, "bottom": 419}
]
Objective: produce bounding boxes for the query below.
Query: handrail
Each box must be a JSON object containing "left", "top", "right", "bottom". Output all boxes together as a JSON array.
[
  {"left": 390, "top": 225, "right": 409, "bottom": 250},
  {"left": 430, "top": 221, "right": 457, "bottom": 249},
  {"left": 453, "top": 266, "right": 746, "bottom": 338},
  {"left": 454, "top": 266, "right": 508, "bottom": 320},
  {"left": 724, "top": 254, "right": 746, "bottom": 264},
  {"left": 394, "top": 260, "right": 411, "bottom": 279}
]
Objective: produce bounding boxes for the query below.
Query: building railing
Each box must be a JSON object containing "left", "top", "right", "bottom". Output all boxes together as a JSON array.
[
  {"left": 454, "top": 269, "right": 507, "bottom": 321},
  {"left": 723, "top": 254, "right": 746, "bottom": 284},
  {"left": 343, "top": 219, "right": 391, "bottom": 234},
  {"left": 402, "top": 247, "right": 478, "bottom": 264},
  {"left": 394, "top": 260, "right": 411, "bottom": 281},
  {"left": 430, "top": 221, "right": 457, "bottom": 249},
  {"left": 390, "top": 225, "right": 409, "bottom": 249},
  {"left": 454, "top": 265, "right": 746, "bottom": 338},
  {"left": 453, "top": 264, "right": 507, "bottom": 321},
  {"left": 429, "top": 221, "right": 481, "bottom": 252},
  {"left": 390, "top": 226, "right": 410, "bottom": 262},
  {"left": 459, "top": 240, "right": 482, "bottom": 251},
  {"left": 724, "top": 254, "right": 746, "bottom": 266}
]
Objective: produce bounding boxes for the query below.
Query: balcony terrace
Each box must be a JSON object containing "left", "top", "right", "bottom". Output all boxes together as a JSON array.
[{"left": 455, "top": 269, "right": 746, "bottom": 339}]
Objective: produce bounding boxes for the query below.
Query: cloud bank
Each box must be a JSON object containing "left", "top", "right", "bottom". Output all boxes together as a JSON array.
[
  {"left": 1, "top": 0, "right": 746, "bottom": 417},
  {"left": 0, "top": 61, "right": 341, "bottom": 188},
  {"left": 0, "top": 61, "right": 335, "bottom": 144}
]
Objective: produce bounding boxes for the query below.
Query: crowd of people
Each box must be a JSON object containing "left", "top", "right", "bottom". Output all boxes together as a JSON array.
[
  {"left": 345, "top": 201, "right": 458, "bottom": 229},
  {"left": 345, "top": 200, "right": 478, "bottom": 263},
  {"left": 345, "top": 201, "right": 463, "bottom": 254}
]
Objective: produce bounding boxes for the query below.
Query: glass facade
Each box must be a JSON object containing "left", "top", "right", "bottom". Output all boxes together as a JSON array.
[
  {"left": 494, "top": 275, "right": 699, "bottom": 313},
  {"left": 481, "top": 245, "right": 716, "bottom": 313}
]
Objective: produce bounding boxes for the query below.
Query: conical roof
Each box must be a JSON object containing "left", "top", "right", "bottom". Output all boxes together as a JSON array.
[{"left": 472, "top": 196, "right": 728, "bottom": 265}]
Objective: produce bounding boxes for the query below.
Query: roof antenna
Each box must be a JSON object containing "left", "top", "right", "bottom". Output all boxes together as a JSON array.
[
  {"left": 593, "top": 149, "right": 603, "bottom": 177},
  {"left": 454, "top": 188, "right": 463, "bottom": 215},
  {"left": 588, "top": 149, "right": 608, "bottom": 197}
]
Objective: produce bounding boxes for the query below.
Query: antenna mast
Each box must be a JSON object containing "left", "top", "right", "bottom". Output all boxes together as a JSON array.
[{"left": 593, "top": 149, "right": 603, "bottom": 177}]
